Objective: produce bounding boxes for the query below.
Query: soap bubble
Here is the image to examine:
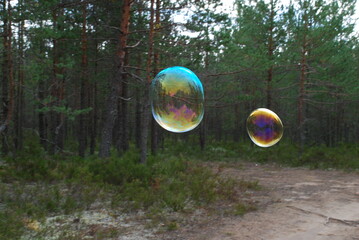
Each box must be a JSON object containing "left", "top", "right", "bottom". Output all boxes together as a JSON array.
[
  {"left": 150, "top": 66, "right": 204, "bottom": 133},
  {"left": 246, "top": 108, "right": 283, "bottom": 147}
]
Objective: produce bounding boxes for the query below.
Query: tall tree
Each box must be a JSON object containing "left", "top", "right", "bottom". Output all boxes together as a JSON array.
[
  {"left": 99, "top": 0, "right": 132, "bottom": 158},
  {"left": 14, "top": 0, "right": 25, "bottom": 151},
  {"left": 78, "top": 1, "right": 89, "bottom": 157},
  {"left": 283, "top": 0, "right": 357, "bottom": 146},
  {"left": 1, "top": 0, "right": 14, "bottom": 155},
  {"left": 48, "top": 4, "right": 65, "bottom": 154},
  {"left": 150, "top": 0, "right": 161, "bottom": 155},
  {"left": 139, "top": 0, "right": 155, "bottom": 164}
]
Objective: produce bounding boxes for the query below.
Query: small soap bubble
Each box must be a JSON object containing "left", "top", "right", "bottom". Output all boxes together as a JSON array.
[
  {"left": 150, "top": 66, "right": 204, "bottom": 133},
  {"left": 246, "top": 108, "right": 283, "bottom": 147}
]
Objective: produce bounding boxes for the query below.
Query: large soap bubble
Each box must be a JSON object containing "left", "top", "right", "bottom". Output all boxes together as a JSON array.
[
  {"left": 246, "top": 108, "right": 283, "bottom": 147},
  {"left": 150, "top": 66, "right": 204, "bottom": 133}
]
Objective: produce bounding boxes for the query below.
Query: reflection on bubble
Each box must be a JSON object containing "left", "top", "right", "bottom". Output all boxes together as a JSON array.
[
  {"left": 150, "top": 66, "right": 204, "bottom": 133},
  {"left": 246, "top": 108, "right": 283, "bottom": 147}
]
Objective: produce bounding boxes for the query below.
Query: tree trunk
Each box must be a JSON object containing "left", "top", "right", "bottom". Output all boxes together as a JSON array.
[
  {"left": 14, "top": 1, "right": 25, "bottom": 152},
  {"left": 49, "top": 8, "right": 65, "bottom": 154},
  {"left": 89, "top": 80, "right": 97, "bottom": 155},
  {"left": 78, "top": 3, "right": 88, "bottom": 157},
  {"left": 99, "top": 0, "right": 132, "bottom": 158},
  {"left": 89, "top": 37, "right": 99, "bottom": 155},
  {"left": 135, "top": 28, "right": 143, "bottom": 149},
  {"left": 140, "top": 0, "right": 155, "bottom": 164},
  {"left": 36, "top": 19, "right": 48, "bottom": 151},
  {"left": 1, "top": 0, "right": 9, "bottom": 154},
  {"left": 266, "top": 0, "right": 275, "bottom": 109},
  {"left": 116, "top": 49, "right": 130, "bottom": 155},
  {"left": 199, "top": 115, "right": 206, "bottom": 151},
  {"left": 135, "top": 84, "right": 142, "bottom": 149},
  {"left": 121, "top": 72, "right": 129, "bottom": 153},
  {"left": 233, "top": 103, "right": 240, "bottom": 142},
  {"left": 150, "top": 0, "right": 161, "bottom": 155},
  {"left": 298, "top": 18, "right": 308, "bottom": 153},
  {"left": 1, "top": 0, "right": 14, "bottom": 155}
]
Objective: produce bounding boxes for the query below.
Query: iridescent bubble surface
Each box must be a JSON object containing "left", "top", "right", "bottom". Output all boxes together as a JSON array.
[
  {"left": 150, "top": 66, "right": 204, "bottom": 133},
  {"left": 246, "top": 108, "right": 283, "bottom": 147}
]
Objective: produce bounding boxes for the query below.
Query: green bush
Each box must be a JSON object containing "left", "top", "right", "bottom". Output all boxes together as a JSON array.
[
  {"left": 0, "top": 211, "right": 24, "bottom": 239},
  {"left": 299, "top": 144, "right": 359, "bottom": 169}
]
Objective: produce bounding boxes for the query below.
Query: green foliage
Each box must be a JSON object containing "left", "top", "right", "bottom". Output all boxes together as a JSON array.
[
  {"left": 166, "top": 221, "right": 179, "bottom": 231},
  {"left": 232, "top": 202, "right": 257, "bottom": 216},
  {"left": 37, "top": 105, "right": 93, "bottom": 121},
  {"left": 199, "top": 140, "right": 359, "bottom": 170},
  {"left": 298, "top": 144, "right": 359, "bottom": 170},
  {"left": 0, "top": 144, "right": 247, "bottom": 237},
  {"left": 0, "top": 211, "right": 24, "bottom": 239}
]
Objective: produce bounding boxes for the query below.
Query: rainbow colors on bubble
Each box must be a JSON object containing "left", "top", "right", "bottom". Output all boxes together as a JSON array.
[
  {"left": 150, "top": 66, "right": 204, "bottom": 133},
  {"left": 246, "top": 108, "right": 283, "bottom": 147}
]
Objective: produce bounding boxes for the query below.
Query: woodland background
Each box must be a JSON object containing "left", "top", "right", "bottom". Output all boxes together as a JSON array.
[
  {"left": 1, "top": 0, "right": 359, "bottom": 238},
  {"left": 0, "top": 0, "right": 358, "bottom": 161}
]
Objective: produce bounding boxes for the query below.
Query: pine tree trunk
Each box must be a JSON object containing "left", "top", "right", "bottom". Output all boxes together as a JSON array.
[
  {"left": 140, "top": 0, "right": 155, "bottom": 164},
  {"left": 135, "top": 85, "right": 142, "bottom": 149},
  {"left": 1, "top": 0, "right": 9, "bottom": 154},
  {"left": 14, "top": 13, "right": 25, "bottom": 151},
  {"left": 298, "top": 13, "right": 308, "bottom": 153},
  {"left": 266, "top": 0, "right": 275, "bottom": 109},
  {"left": 116, "top": 49, "right": 130, "bottom": 155},
  {"left": 1, "top": 0, "right": 14, "bottom": 155},
  {"left": 89, "top": 38, "right": 99, "bottom": 155},
  {"left": 135, "top": 50, "right": 142, "bottom": 149},
  {"left": 120, "top": 59, "right": 129, "bottom": 153},
  {"left": 36, "top": 20, "right": 48, "bottom": 151},
  {"left": 233, "top": 103, "right": 240, "bottom": 142},
  {"left": 214, "top": 108, "right": 222, "bottom": 141},
  {"left": 78, "top": 3, "right": 88, "bottom": 157},
  {"left": 150, "top": 0, "right": 161, "bottom": 155},
  {"left": 99, "top": 0, "right": 132, "bottom": 158},
  {"left": 49, "top": 8, "right": 65, "bottom": 154},
  {"left": 140, "top": 89, "right": 150, "bottom": 163},
  {"left": 199, "top": 115, "right": 206, "bottom": 151}
]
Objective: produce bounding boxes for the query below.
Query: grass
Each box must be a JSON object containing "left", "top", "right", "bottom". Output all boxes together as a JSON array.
[
  {"left": 233, "top": 202, "right": 258, "bottom": 216},
  {"left": 0, "top": 142, "right": 254, "bottom": 239},
  {"left": 2, "top": 137, "right": 354, "bottom": 238},
  {"left": 180, "top": 139, "right": 359, "bottom": 170}
]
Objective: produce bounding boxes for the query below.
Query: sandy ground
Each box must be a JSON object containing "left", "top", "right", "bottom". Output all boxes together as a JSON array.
[
  {"left": 23, "top": 162, "right": 359, "bottom": 239},
  {"left": 160, "top": 162, "right": 359, "bottom": 240}
]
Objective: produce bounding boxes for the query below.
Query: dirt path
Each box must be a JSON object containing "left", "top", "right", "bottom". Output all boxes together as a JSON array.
[{"left": 162, "top": 162, "right": 359, "bottom": 240}]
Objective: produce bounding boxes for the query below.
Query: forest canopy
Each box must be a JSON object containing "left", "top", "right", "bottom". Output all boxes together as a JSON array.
[{"left": 0, "top": 0, "right": 358, "bottom": 161}]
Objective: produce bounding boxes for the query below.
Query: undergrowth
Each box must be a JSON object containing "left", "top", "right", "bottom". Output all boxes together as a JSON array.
[
  {"left": 166, "top": 138, "right": 359, "bottom": 170},
  {"left": 0, "top": 143, "right": 245, "bottom": 239},
  {"left": 1, "top": 137, "right": 354, "bottom": 238}
]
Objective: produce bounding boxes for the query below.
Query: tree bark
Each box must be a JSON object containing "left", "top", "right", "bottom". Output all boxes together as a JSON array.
[
  {"left": 49, "top": 7, "right": 66, "bottom": 154},
  {"left": 298, "top": 11, "right": 308, "bottom": 152},
  {"left": 135, "top": 6, "right": 143, "bottom": 150},
  {"left": 89, "top": 31, "right": 99, "bottom": 155},
  {"left": 99, "top": 0, "right": 132, "bottom": 158},
  {"left": 116, "top": 48, "right": 129, "bottom": 155},
  {"left": 78, "top": 2, "right": 88, "bottom": 157},
  {"left": 233, "top": 103, "right": 240, "bottom": 142},
  {"left": 140, "top": 0, "right": 155, "bottom": 164},
  {"left": 1, "top": 0, "right": 9, "bottom": 154},
  {"left": 266, "top": 0, "right": 275, "bottom": 109},
  {"left": 1, "top": 0, "right": 14, "bottom": 155},
  {"left": 151, "top": 0, "right": 161, "bottom": 156},
  {"left": 14, "top": 5, "right": 25, "bottom": 151}
]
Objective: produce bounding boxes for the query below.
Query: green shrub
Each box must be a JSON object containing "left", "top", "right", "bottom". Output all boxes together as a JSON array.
[{"left": 0, "top": 211, "right": 24, "bottom": 239}]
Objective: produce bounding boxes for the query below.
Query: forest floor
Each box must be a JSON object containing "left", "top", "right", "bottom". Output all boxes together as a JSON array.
[
  {"left": 158, "top": 162, "right": 359, "bottom": 240},
  {"left": 18, "top": 161, "right": 359, "bottom": 240}
]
